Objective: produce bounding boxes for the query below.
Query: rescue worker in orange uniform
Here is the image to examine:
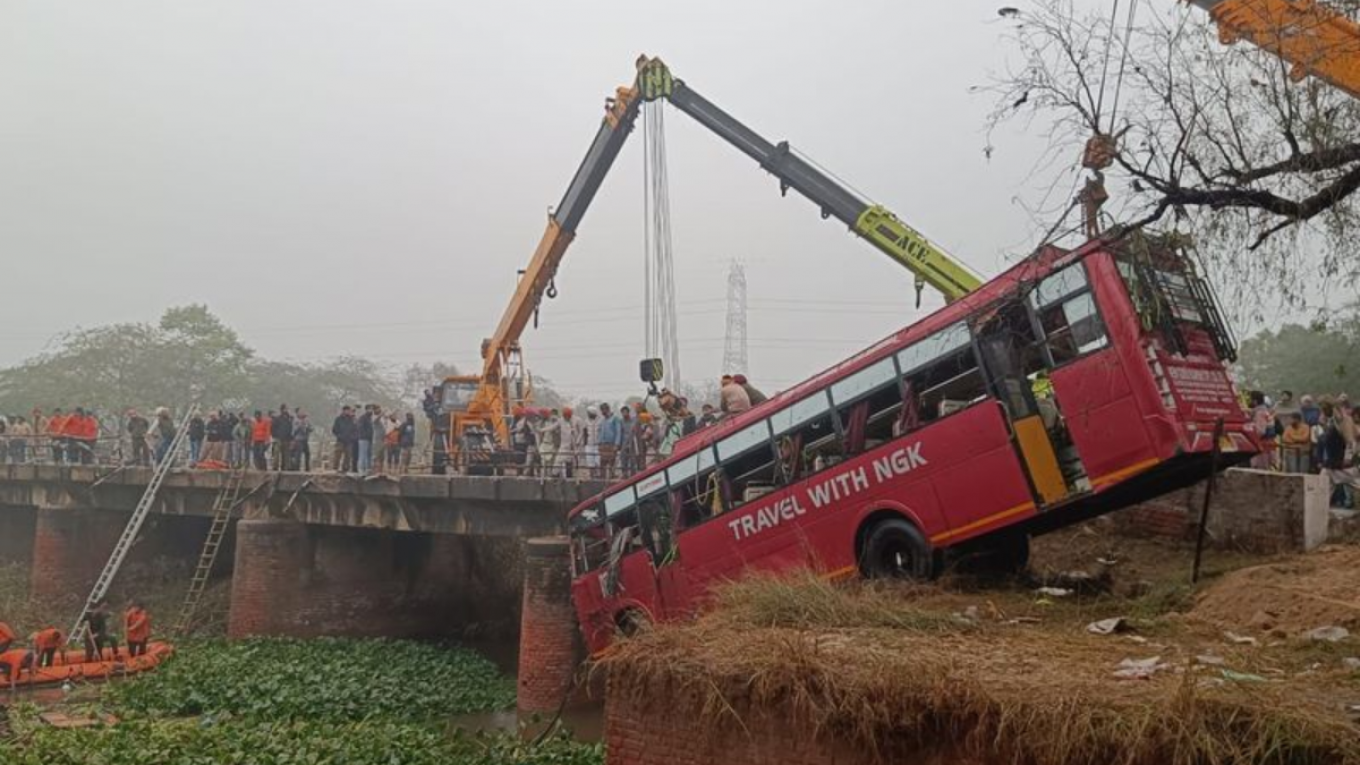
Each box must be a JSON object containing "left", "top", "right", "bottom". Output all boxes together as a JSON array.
[
  {"left": 251, "top": 411, "right": 271, "bottom": 470},
  {"left": 31, "top": 627, "right": 64, "bottom": 668},
  {"left": 0, "top": 621, "right": 14, "bottom": 654},
  {"left": 45, "top": 408, "right": 68, "bottom": 463},
  {"left": 125, "top": 602, "right": 151, "bottom": 658}
]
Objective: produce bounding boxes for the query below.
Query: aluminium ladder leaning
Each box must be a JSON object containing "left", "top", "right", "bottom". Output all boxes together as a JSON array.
[
  {"left": 67, "top": 405, "right": 198, "bottom": 646},
  {"left": 172, "top": 464, "right": 250, "bottom": 636}
]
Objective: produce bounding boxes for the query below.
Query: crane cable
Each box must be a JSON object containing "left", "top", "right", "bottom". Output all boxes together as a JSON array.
[{"left": 641, "top": 102, "right": 683, "bottom": 391}]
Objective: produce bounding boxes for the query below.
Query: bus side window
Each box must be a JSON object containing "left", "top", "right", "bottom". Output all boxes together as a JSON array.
[
  {"left": 716, "top": 421, "right": 778, "bottom": 508},
  {"left": 636, "top": 493, "right": 674, "bottom": 564},
  {"left": 1030, "top": 264, "right": 1108, "bottom": 364},
  {"left": 831, "top": 358, "right": 899, "bottom": 456},
  {"left": 569, "top": 504, "right": 610, "bottom": 573},
  {"left": 897, "top": 323, "right": 987, "bottom": 426},
  {"left": 771, "top": 391, "right": 839, "bottom": 477},
  {"left": 668, "top": 449, "right": 724, "bottom": 531},
  {"left": 603, "top": 487, "right": 642, "bottom": 554}
]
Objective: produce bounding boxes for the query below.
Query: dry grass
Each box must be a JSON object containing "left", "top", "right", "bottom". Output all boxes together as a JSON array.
[{"left": 602, "top": 572, "right": 1360, "bottom": 765}]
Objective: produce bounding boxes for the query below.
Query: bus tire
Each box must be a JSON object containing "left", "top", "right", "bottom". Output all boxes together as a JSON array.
[{"left": 859, "top": 518, "right": 934, "bottom": 580}]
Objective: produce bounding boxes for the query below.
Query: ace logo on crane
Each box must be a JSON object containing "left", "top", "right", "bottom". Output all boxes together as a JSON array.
[{"left": 726, "top": 442, "right": 928, "bottom": 542}]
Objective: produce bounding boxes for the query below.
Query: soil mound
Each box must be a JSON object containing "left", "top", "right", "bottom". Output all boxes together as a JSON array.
[{"left": 1191, "top": 546, "right": 1360, "bottom": 634}]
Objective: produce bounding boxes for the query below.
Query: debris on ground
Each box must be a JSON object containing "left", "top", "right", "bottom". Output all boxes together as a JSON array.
[
  {"left": 1112, "top": 655, "right": 1169, "bottom": 679},
  {"left": 1086, "top": 617, "right": 1131, "bottom": 635},
  {"left": 1305, "top": 626, "right": 1352, "bottom": 643},
  {"left": 1034, "top": 586, "right": 1073, "bottom": 598}
]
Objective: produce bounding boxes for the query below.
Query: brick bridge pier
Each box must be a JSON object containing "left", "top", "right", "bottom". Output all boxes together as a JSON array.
[{"left": 0, "top": 464, "right": 603, "bottom": 641}]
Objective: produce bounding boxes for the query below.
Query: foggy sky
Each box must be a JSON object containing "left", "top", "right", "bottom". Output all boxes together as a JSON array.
[{"left": 4, "top": 0, "right": 1124, "bottom": 402}]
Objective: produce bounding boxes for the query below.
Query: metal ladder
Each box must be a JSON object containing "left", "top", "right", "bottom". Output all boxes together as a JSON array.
[
  {"left": 68, "top": 405, "right": 198, "bottom": 646},
  {"left": 172, "top": 465, "right": 249, "bottom": 636}
]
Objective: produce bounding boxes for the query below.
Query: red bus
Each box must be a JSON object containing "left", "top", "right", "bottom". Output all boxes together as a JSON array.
[{"left": 567, "top": 238, "right": 1255, "bottom": 652}]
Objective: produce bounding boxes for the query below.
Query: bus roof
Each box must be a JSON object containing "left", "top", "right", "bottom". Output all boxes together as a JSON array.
[{"left": 567, "top": 239, "right": 1108, "bottom": 520}]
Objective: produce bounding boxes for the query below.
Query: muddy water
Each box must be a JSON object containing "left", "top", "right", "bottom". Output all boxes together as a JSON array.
[
  {"left": 447, "top": 704, "right": 605, "bottom": 742},
  {"left": 454, "top": 637, "right": 605, "bottom": 742}
]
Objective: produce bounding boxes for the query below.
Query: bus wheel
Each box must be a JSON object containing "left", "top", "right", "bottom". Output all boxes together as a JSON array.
[{"left": 859, "top": 519, "right": 934, "bottom": 580}]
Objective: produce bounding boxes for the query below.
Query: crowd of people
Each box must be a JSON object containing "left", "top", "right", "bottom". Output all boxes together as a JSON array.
[
  {"left": 0, "top": 402, "right": 424, "bottom": 475},
  {"left": 0, "top": 600, "right": 152, "bottom": 686},
  {"left": 1249, "top": 390, "right": 1360, "bottom": 508},
  {"left": 506, "top": 374, "right": 766, "bottom": 479}
]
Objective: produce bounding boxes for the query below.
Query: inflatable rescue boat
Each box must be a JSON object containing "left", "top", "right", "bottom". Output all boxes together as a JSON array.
[{"left": 0, "top": 641, "right": 173, "bottom": 688}]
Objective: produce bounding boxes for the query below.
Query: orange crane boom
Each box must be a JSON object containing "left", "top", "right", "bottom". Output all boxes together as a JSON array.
[{"left": 1189, "top": 0, "right": 1360, "bottom": 98}]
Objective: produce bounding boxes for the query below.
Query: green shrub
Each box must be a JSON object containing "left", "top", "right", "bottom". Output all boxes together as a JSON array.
[{"left": 106, "top": 638, "right": 515, "bottom": 721}]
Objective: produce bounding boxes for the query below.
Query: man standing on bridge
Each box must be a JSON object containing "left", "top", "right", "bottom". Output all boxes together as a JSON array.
[
  {"left": 126, "top": 409, "right": 150, "bottom": 466},
  {"left": 251, "top": 411, "right": 270, "bottom": 470},
  {"left": 292, "top": 410, "right": 313, "bottom": 472},
  {"left": 272, "top": 404, "right": 294, "bottom": 471},
  {"left": 331, "top": 406, "right": 357, "bottom": 473}
]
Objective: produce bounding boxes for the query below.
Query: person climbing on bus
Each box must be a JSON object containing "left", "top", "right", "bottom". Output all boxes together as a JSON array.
[
  {"left": 83, "top": 599, "right": 118, "bottom": 661},
  {"left": 733, "top": 374, "right": 767, "bottom": 406},
  {"left": 31, "top": 627, "right": 63, "bottom": 668},
  {"left": 125, "top": 602, "right": 151, "bottom": 658},
  {"left": 720, "top": 375, "right": 751, "bottom": 416}
]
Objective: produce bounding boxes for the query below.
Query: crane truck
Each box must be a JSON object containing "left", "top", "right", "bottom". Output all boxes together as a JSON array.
[{"left": 433, "top": 56, "right": 982, "bottom": 462}]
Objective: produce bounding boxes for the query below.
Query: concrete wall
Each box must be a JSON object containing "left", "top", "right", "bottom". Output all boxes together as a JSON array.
[{"left": 1116, "top": 468, "right": 1330, "bottom": 553}]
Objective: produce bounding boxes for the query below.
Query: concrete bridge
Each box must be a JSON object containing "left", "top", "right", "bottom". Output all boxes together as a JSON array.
[{"left": 0, "top": 464, "right": 606, "bottom": 640}]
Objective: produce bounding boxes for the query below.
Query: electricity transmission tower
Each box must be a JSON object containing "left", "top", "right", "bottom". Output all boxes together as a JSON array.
[{"left": 722, "top": 260, "right": 748, "bottom": 375}]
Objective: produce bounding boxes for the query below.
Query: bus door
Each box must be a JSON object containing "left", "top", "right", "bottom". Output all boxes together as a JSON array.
[{"left": 975, "top": 304, "right": 1070, "bottom": 507}]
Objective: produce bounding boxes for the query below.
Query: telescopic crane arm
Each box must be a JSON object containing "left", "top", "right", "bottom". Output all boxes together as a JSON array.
[
  {"left": 464, "top": 56, "right": 981, "bottom": 443},
  {"left": 1188, "top": 0, "right": 1360, "bottom": 99},
  {"left": 482, "top": 57, "right": 979, "bottom": 384}
]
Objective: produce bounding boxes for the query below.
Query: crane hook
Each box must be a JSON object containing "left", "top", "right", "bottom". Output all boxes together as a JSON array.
[
  {"left": 546, "top": 278, "right": 558, "bottom": 300},
  {"left": 914, "top": 277, "right": 925, "bottom": 309}
]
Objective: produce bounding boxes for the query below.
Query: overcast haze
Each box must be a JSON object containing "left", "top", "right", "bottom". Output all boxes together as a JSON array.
[{"left": 2, "top": 1, "right": 1104, "bottom": 401}]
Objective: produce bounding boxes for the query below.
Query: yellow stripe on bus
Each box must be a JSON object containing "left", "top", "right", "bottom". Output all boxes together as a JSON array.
[
  {"left": 1090, "top": 457, "right": 1161, "bottom": 489},
  {"left": 930, "top": 502, "right": 1036, "bottom": 544}
]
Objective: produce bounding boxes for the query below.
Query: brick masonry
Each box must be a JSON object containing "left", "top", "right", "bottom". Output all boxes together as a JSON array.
[
  {"left": 227, "top": 517, "right": 523, "bottom": 640},
  {"left": 1115, "top": 468, "right": 1329, "bottom": 553},
  {"left": 0, "top": 505, "right": 36, "bottom": 564},
  {"left": 517, "top": 536, "right": 582, "bottom": 714},
  {"left": 30, "top": 507, "right": 127, "bottom": 601}
]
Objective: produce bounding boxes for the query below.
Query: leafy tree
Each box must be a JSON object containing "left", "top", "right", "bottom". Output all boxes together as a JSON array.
[
  {"left": 0, "top": 307, "right": 399, "bottom": 422},
  {"left": 986, "top": 1, "right": 1360, "bottom": 314},
  {"left": 1236, "top": 322, "right": 1360, "bottom": 397}
]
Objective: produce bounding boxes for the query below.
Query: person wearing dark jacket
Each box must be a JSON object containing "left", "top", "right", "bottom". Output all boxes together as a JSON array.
[
  {"left": 292, "top": 410, "right": 314, "bottom": 472},
  {"left": 356, "top": 406, "right": 375, "bottom": 473},
  {"left": 271, "top": 405, "right": 294, "bottom": 471},
  {"left": 202, "top": 411, "right": 230, "bottom": 464},
  {"left": 331, "top": 406, "right": 358, "bottom": 473},
  {"left": 187, "top": 414, "right": 206, "bottom": 466},
  {"left": 398, "top": 413, "right": 417, "bottom": 474}
]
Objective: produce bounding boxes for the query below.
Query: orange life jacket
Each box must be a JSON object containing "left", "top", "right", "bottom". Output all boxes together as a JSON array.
[
  {"left": 61, "top": 415, "right": 84, "bottom": 437},
  {"left": 252, "top": 419, "right": 270, "bottom": 443},
  {"left": 125, "top": 608, "right": 151, "bottom": 643},
  {"left": 46, "top": 415, "right": 68, "bottom": 436},
  {"left": 0, "top": 622, "right": 14, "bottom": 645},
  {"left": 79, "top": 416, "right": 98, "bottom": 440},
  {"left": 33, "top": 628, "right": 63, "bottom": 651}
]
